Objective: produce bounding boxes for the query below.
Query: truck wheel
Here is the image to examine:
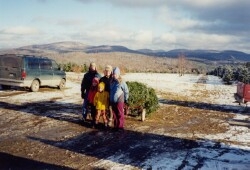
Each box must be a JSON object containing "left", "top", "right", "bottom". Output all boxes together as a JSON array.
[
  {"left": 58, "top": 79, "right": 66, "bottom": 90},
  {"left": 30, "top": 80, "right": 40, "bottom": 92}
]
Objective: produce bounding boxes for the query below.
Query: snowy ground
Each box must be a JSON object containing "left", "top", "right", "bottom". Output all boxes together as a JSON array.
[
  {"left": 123, "top": 73, "right": 250, "bottom": 169},
  {"left": 0, "top": 72, "right": 249, "bottom": 170}
]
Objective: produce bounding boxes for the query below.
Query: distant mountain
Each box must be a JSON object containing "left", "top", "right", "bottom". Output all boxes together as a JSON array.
[
  {"left": 137, "top": 49, "right": 166, "bottom": 53},
  {"left": 84, "top": 45, "right": 140, "bottom": 54},
  {"left": 152, "top": 49, "right": 250, "bottom": 61},
  {"left": 3, "top": 41, "right": 250, "bottom": 62},
  {"left": 19, "top": 41, "right": 90, "bottom": 53}
]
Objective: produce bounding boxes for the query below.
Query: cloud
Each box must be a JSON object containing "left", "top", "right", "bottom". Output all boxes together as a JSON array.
[
  {"left": 179, "top": 1, "right": 250, "bottom": 34},
  {"left": 107, "top": 0, "right": 166, "bottom": 8},
  {"left": 75, "top": 0, "right": 250, "bottom": 37},
  {"left": 32, "top": 16, "right": 84, "bottom": 27},
  {"left": 171, "top": 33, "right": 238, "bottom": 50},
  {"left": 133, "top": 30, "right": 152, "bottom": 44},
  {"left": 70, "top": 22, "right": 129, "bottom": 45},
  {"left": 70, "top": 23, "right": 154, "bottom": 49},
  {"left": 0, "top": 33, "right": 43, "bottom": 49},
  {"left": 76, "top": 0, "right": 166, "bottom": 7},
  {"left": 79, "top": 0, "right": 250, "bottom": 35},
  {"left": 160, "top": 33, "right": 176, "bottom": 44},
  {"left": 0, "top": 26, "right": 40, "bottom": 35},
  {"left": 155, "top": 7, "right": 201, "bottom": 31},
  {"left": 183, "top": 0, "right": 233, "bottom": 7},
  {"left": 56, "top": 19, "right": 84, "bottom": 26}
]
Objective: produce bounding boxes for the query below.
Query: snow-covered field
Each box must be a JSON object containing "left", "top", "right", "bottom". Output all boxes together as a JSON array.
[{"left": 0, "top": 72, "right": 249, "bottom": 169}]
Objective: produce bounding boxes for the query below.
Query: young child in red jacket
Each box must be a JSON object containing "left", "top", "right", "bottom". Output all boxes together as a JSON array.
[{"left": 87, "top": 77, "right": 99, "bottom": 127}]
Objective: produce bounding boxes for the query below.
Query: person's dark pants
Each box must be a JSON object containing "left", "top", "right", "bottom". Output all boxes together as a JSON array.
[
  {"left": 82, "top": 91, "right": 89, "bottom": 120},
  {"left": 111, "top": 102, "right": 125, "bottom": 129},
  {"left": 89, "top": 103, "right": 96, "bottom": 126}
]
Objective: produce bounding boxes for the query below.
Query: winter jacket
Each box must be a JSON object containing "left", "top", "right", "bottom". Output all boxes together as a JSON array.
[
  {"left": 81, "top": 70, "right": 101, "bottom": 98},
  {"left": 94, "top": 91, "right": 109, "bottom": 110},
  {"left": 110, "top": 79, "right": 129, "bottom": 103},
  {"left": 99, "top": 76, "right": 112, "bottom": 92},
  {"left": 88, "top": 87, "right": 98, "bottom": 104}
]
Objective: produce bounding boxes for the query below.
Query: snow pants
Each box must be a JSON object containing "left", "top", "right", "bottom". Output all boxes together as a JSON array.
[{"left": 111, "top": 102, "right": 125, "bottom": 129}]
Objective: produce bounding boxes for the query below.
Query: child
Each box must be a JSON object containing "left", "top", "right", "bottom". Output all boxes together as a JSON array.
[
  {"left": 87, "top": 77, "right": 99, "bottom": 127},
  {"left": 94, "top": 82, "right": 109, "bottom": 128}
]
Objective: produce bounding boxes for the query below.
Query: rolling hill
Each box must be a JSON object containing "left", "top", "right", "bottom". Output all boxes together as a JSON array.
[{"left": 2, "top": 41, "right": 250, "bottom": 62}]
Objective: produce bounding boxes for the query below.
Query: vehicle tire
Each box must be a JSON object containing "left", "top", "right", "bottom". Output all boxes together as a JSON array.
[
  {"left": 30, "top": 80, "right": 40, "bottom": 92},
  {"left": 58, "top": 79, "right": 66, "bottom": 90},
  {"left": 1, "top": 85, "right": 11, "bottom": 90}
]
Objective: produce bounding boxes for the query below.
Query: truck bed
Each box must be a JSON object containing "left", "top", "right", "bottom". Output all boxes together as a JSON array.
[{"left": 235, "top": 82, "right": 250, "bottom": 104}]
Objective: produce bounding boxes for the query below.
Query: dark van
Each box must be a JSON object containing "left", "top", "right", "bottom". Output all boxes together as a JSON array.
[{"left": 0, "top": 54, "right": 66, "bottom": 92}]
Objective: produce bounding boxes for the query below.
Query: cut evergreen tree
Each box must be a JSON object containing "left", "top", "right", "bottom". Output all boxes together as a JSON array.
[{"left": 126, "top": 81, "right": 159, "bottom": 117}]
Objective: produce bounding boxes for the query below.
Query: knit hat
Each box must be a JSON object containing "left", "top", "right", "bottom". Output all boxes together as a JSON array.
[
  {"left": 113, "top": 67, "right": 120, "bottom": 75},
  {"left": 105, "top": 65, "right": 112, "bottom": 71},
  {"left": 98, "top": 82, "right": 105, "bottom": 89}
]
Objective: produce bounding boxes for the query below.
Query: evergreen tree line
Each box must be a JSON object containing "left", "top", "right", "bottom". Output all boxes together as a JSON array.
[{"left": 207, "top": 62, "right": 250, "bottom": 84}]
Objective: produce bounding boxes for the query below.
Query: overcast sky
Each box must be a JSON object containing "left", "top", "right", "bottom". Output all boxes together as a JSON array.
[{"left": 1, "top": 0, "right": 250, "bottom": 53}]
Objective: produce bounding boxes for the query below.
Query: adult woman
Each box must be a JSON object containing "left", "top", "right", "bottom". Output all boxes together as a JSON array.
[{"left": 110, "top": 67, "right": 129, "bottom": 131}]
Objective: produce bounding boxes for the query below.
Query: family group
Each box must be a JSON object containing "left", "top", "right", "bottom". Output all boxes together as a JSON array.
[{"left": 80, "top": 62, "right": 129, "bottom": 131}]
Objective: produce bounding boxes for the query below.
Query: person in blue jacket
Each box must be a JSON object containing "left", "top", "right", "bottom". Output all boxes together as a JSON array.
[{"left": 110, "top": 67, "right": 129, "bottom": 131}]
